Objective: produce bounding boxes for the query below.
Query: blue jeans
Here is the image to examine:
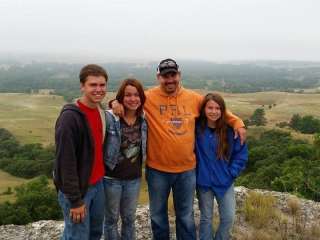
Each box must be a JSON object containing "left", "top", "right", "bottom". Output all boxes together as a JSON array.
[
  {"left": 146, "top": 167, "right": 196, "bottom": 240},
  {"left": 58, "top": 179, "right": 105, "bottom": 240},
  {"left": 197, "top": 184, "right": 235, "bottom": 240},
  {"left": 103, "top": 177, "right": 141, "bottom": 240}
]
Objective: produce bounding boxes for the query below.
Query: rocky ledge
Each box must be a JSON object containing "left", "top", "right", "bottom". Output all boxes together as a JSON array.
[{"left": 1, "top": 187, "right": 319, "bottom": 240}]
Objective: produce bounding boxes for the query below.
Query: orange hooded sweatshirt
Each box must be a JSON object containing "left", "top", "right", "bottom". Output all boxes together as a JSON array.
[{"left": 144, "top": 86, "right": 244, "bottom": 173}]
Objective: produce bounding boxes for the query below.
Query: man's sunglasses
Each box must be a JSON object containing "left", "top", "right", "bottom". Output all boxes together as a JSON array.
[{"left": 158, "top": 60, "right": 178, "bottom": 69}]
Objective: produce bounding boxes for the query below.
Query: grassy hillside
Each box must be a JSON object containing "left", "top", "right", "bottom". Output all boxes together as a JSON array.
[
  {"left": 195, "top": 90, "right": 320, "bottom": 121},
  {"left": 0, "top": 169, "right": 27, "bottom": 203},
  {"left": 0, "top": 91, "right": 319, "bottom": 145},
  {"left": 0, "top": 93, "right": 118, "bottom": 145},
  {"left": 0, "top": 93, "right": 64, "bottom": 145}
]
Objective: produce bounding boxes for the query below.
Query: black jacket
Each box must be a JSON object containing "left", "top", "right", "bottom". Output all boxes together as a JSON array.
[{"left": 53, "top": 103, "right": 105, "bottom": 208}]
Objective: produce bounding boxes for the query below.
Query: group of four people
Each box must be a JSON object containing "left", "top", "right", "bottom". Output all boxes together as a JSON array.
[{"left": 54, "top": 58, "right": 248, "bottom": 240}]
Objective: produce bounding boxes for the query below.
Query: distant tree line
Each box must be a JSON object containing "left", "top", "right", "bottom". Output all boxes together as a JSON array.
[
  {"left": 0, "top": 128, "right": 54, "bottom": 178},
  {"left": 237, "top": 130, "right": 320, "bottom": 202},
  {"left": 1, "top": 62, "right": 319, "bottom": 102}
]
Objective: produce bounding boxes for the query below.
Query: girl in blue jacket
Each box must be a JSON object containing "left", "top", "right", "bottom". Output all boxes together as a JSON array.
[{"left": 195, "top": 93, "right": 248, "bottom": 240}]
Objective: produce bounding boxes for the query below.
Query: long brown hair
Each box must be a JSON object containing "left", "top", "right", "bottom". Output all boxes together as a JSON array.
[
  {"left": 198, "top": 93, "right": 230, "bottom": 161},
  {"left": 116, "top": 78, "right": 146, "bottom": 116}
]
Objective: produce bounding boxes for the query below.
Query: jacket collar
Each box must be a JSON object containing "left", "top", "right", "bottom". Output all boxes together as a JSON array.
[{"left": 107, "top": 109, "right": 146, "bottom": 122}]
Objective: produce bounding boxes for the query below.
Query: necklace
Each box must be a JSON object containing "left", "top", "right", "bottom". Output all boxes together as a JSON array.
[{"left": 123, "top": 116, "right": 137, "bottom": 126}]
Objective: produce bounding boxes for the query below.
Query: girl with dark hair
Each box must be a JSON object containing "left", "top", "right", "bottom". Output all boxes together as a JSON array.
[
  {"left": 195, "top": 93, "right": 248, "bottom": 240},
  {"left": 103, "top": 78, "right": 147, "bottom": 240}
]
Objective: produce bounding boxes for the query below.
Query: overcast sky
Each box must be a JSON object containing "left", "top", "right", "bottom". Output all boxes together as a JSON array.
[{"left": 1, "top": 0, "right": 319, "bottom": 61}]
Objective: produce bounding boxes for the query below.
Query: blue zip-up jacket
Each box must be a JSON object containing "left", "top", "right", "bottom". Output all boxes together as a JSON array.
[
  {"left": 195, "top": 124, "right": 248, "bottom": 197},
  {"left": 104, "top": 110, "right": 148, "bottom": 171}
]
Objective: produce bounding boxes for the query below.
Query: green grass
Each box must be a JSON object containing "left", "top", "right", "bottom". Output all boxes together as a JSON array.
[
  {"left": 0, "top": 93, "right": 65, "bottom": 145},
  {"left": 243, "top": 191, "right": 277, "bottom": 229},
  {"left": 0, "top": 169, "right": 27, "bottom": 203},
  {"left": 195, "top": 90, "right": 320, "bottom": 123},
  {"left": 0, "top": 93, "right": 117, "bottom": 146},
  {"left": 1, "top": 91, "right": 319, "bottom": 145},
  {"left": 195, "top": 90, "right": 320, "bottom": 142}
]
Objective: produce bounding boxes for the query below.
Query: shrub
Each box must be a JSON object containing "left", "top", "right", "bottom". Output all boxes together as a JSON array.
[
  {"left": 243, "top": 191, "right": 277, "bottom": 228},
  {"left": 287, "top": 196, "right": 301, "bottom": 217},
  {"left": 276, "top": 121, "right": 288, "bottom": 128},
  {"left": 1, "top": 187, "right": 13, "bottom": 195},
  {"left": 0, "top": 176, "right": 62, "bottom": 225}
]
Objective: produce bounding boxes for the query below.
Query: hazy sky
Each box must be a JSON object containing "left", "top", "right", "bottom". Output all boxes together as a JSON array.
[{"left": 1, "top": 0, "right": 320, "bottom": 61}]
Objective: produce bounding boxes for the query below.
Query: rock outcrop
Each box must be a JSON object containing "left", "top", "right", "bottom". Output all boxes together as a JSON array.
[{"left": 1, "top": 187, "right": 319, "bottom": 240}]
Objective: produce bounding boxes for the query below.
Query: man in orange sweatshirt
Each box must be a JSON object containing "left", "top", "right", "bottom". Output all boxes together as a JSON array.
[
  {"left": 112, "top": 58, "right": 245, "bottom": 240},
  {"left": 145, "top": 59, "right": 245, "bottom": 240}
]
